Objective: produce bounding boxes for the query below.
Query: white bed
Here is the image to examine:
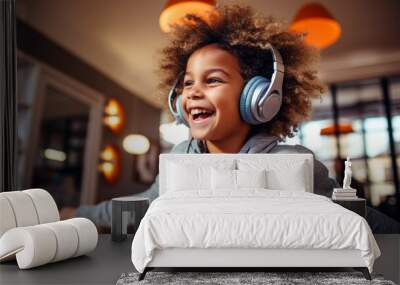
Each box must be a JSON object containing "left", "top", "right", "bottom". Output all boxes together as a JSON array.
[{"left": 131, "top": 154, "right": 380, "bottom": 280}]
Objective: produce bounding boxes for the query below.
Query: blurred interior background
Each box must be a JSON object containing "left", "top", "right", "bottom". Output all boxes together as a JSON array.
[{"left": 13, "top": 0, "right": 400, "bottom": 222}]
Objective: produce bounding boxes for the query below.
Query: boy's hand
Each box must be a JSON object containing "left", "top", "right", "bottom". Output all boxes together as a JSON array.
[{"left": 59, "top": 207, "right": 77, "bottom": 220}]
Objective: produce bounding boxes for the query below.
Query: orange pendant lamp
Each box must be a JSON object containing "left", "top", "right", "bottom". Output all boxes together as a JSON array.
[
  {"left": 320, "top": 123, "right": 354, "bottom": 136},
  {"left": 159, "top": 0, "right": 217, "bottom": 33},
  {"left": 290, "top": 2, "right": 341, "bottom": 49}
]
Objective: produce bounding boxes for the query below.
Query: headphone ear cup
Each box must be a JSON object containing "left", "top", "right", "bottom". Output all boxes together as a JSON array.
[
  {"left": 175, "top": 95, "right": 189, "bottom": 127},
  {"left": 260, "top": 91, "right": 282, "bottom": 122},
  {"left": 239, "top": 76, "right": 270, "bottom": 125}
]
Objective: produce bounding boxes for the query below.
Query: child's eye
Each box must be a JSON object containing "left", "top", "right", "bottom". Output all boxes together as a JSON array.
[
  {"left": 183, "top": 80, "right": 193, "bottom": 87},
  {"left": 207, "top": 78, "right": 222, "bottom": 84}
]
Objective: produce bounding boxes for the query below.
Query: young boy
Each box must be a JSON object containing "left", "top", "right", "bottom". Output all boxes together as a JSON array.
[{"left": 69, "top": 4, "right": 399, "bottom": 233}]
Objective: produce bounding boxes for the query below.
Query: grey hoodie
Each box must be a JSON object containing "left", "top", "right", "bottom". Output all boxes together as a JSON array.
[{"left": 76, "top": 133, "right": 400, "bottom": 233}]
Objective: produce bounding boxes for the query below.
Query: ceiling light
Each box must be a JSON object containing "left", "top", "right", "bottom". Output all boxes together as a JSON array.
[
  {"left": 320, "top": 123, "right": 354, "bottom": 136},
  {"left": 159, "top": 0, "right": 217, "bottom": 33},
  {"left": 290, "top": 3, "right": 341, "bottom": 49}
]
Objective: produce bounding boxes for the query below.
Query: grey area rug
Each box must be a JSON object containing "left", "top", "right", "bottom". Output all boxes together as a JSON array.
[{"left": 116, "top": 271, "right": 396, "bottom": 285}]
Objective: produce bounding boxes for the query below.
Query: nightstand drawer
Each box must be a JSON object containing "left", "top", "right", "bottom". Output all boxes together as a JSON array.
[{"left": 332, "top": 198, "right": 366, "bottom": 218}]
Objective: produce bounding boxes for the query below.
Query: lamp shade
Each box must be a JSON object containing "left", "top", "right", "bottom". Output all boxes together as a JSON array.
[
  {"left": 320, "top": 123, "right": 354, "bottom": 136},
  {"left": 159, "top": 0, "right": 216, "bottom": 33},
  {"left": 290, "top": 3, "right": 341, "bottom": 49}
]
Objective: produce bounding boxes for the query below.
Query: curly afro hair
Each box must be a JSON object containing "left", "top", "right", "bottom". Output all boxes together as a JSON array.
[{"left": 157, "top": 3, "right": 325, "bottom": 141}]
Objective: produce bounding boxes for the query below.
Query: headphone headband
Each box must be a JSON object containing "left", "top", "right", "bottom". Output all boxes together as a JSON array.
[{"left": 251, "top": 44, "right": 284, "bottom": 123}]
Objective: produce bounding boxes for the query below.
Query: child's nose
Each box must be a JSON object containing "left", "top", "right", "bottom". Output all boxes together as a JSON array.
[{"left": 186, "top": 86, "right": 204, "bottom": 100}]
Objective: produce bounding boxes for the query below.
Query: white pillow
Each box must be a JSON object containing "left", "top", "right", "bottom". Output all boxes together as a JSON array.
[
  {"left": 238, "top": 159, "right": 308, "bottom": 191},
  {"left": 167, "top": 162, "right": 209, "bottom": 191},
  {"left": 236, "top": 169, "right": 267, "bottom": 189},
  {"left": 266, "top": 161, "right": 306, "bottom": 191},
  {"left": 211, "top": 168, "right": 267, "bottom": 190},
  {"left": 167, "top": 160, "right": 235, "bottom": 192},
  {"left": 211, "top": 168, "right": 236, "bottom": 190}
]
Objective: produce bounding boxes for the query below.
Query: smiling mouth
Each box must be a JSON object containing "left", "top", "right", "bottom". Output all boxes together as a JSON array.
[{"left": 190, "top": 110, "right": 215, "bottom": 124}]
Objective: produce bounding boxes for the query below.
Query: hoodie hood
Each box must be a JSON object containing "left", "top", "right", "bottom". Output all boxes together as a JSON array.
[{"left": 239, "top": 132, "right": 280, "bottom": 153}]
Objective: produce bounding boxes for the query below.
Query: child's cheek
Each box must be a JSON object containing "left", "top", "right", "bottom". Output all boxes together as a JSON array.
[{"left": 216, "top": 97, "right": 238, "bottom": 119}]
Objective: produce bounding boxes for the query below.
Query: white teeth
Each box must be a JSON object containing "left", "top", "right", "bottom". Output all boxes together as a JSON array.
[{"left": 190, "top": 108, "right": 213, "bottom": 115}]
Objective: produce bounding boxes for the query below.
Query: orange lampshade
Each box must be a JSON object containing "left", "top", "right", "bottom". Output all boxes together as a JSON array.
[
  {"left": 290, "top": 3, "right": 341, "bottom": 49},
  {"left": 159, "top": 0, "right": 217, "bottom": 33},
  {"left": 320, "top": 123, "right": 354, "bottom": 136}
]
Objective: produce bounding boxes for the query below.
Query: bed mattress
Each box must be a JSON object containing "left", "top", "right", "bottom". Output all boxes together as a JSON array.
[{"left": 131, "top": 190, "right": 380, "bottom": 273}]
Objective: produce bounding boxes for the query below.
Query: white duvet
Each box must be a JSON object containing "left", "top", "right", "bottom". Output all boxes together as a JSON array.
[{"left": 131, "top": 190, "right": 380, "bottom": 273}]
